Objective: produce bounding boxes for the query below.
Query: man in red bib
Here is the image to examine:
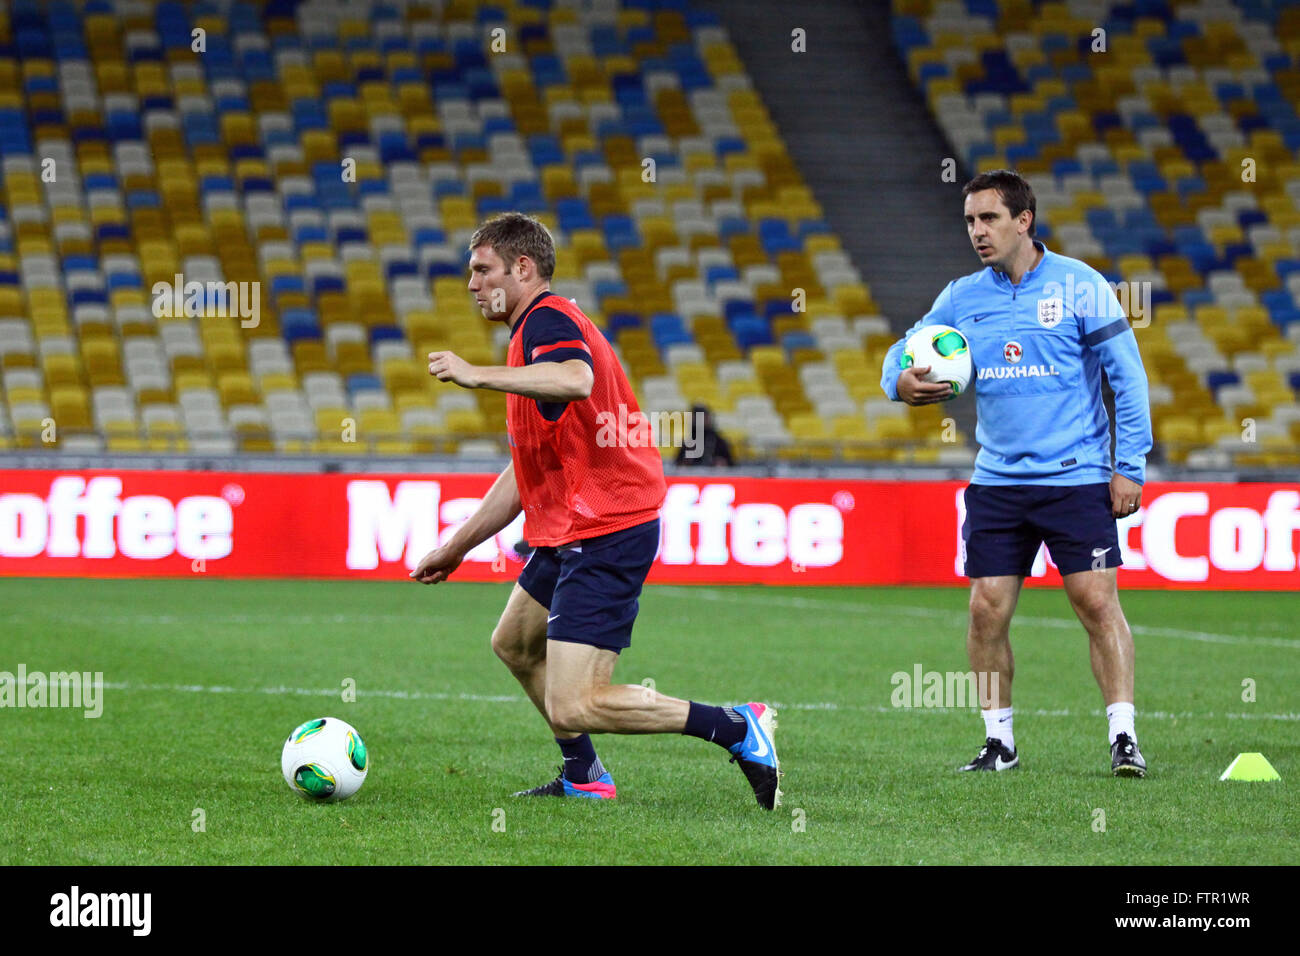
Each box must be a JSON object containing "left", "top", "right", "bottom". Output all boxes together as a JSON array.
[{"left": 412, "top": 213, "right": 781, "bottom": 809}]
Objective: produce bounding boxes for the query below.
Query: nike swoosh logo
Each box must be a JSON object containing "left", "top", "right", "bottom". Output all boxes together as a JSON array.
[
  {"left": 995, "top": 755, "right": 1016, "bottom": 769},
  {"left": 749, "top": 723, "right": 771, "bottom": 759},
  {"left": 1092, "top": 547, "right": 1111, "bottom": 557},
  {"left": 971, "top": 314, "right": 989, "bottom": 322},
  {"left": 547, "top": 614, "right": 559, "bottom": 623}
]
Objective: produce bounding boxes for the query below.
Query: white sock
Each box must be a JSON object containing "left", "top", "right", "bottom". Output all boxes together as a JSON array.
[
  {"left": 982, "top": 707, "right": 1014, "bottom": 752},
  {"left": 1106, "top": 702, "right": 1136, "bottom": 746}
]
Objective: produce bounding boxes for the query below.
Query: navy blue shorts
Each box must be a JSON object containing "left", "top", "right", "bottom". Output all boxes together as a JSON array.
[
  {"left": 961, "top": 483, "right": 1121, "bottom": 578},
  {"left": 517, "top": 519, "right": 660, "bottom": 653}
]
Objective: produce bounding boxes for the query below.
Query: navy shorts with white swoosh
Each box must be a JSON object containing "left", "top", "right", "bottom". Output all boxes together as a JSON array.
[
  {"left": 961, "top": 483, "right": 1121, "bottom": 577},
  {"left": 517, "top": 519, "right": 660, "bottom": 652}
]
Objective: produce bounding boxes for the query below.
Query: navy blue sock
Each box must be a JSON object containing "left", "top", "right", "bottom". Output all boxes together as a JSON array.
[
  {"left": 556, "top": 734, "right": 606, "bottom": 783},
  {"left": 683, "top": 702, "right": 747, "bottom": 749}
]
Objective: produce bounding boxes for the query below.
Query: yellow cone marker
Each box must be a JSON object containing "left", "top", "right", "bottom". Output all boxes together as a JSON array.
[{"left": 1219, "top": 753, "right": 1281, "bottom": 782}]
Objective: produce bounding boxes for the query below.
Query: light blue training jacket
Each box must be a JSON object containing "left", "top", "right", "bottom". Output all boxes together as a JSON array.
[{"left": 880, "top": 240, "right": 1153, "bottom": 486}]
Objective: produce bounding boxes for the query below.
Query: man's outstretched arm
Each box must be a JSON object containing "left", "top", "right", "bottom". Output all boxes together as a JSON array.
[{"left": 410, "top": 462, "right": 522, "bottom": 583}]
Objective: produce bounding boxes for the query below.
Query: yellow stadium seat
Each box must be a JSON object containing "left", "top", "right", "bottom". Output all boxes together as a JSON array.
[
  {"left": 217, "top": 372, "right": 258, "bottom": 407},
  {"left": 6, "top": 385, "right": 45, "bottom": 406},
  {"left": 1157, "top": 417, "right": 1201, "bottom": 445},
  {"left": 831, "top": 415, "right": 870, "bottom": 440},
  {"left": 445, "top": 408, "right": 488, "bottom": 435},
  {"left": 785, "top": 413, "right": 829, "bottom": 440},
  {"left": 43, "top": 354, "right": 81, "bottom": 388},
  {"left": 144, "top": 418, "right": 181, "bottom": 440},
  {"left": 357, "top": 409, "right": 402, "bottom": 438},
  {"left": 872, "top": 417, "right": 912, "bottom": 441},
  {"left": 315, "top": 407, "right": 351, "bottom": 437}
]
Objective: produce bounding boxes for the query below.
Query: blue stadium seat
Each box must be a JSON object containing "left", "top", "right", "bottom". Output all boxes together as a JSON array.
[
  {"left": 732, "top": 315, "right": 772, "bottom": 350},
  {"left": 1206, "top": 371, "right": 1240, "bottom": 398},
  {"left": 347, "top": 373, "right": 383, "bottom": 394},
  {"left": 607, "top": 313, "right": 642, "bottom": 336},
  {"left": 282, "top": 309, "right": 322, "bottom": 343}
]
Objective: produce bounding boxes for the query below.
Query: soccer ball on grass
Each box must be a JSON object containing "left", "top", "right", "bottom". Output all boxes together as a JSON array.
[{"left": 281, "top": 717, "right": 369, "bottom": 801}]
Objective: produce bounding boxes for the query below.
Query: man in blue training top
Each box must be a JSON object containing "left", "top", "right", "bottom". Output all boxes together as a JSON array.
[{"left": 881, "top": 169, "right": 1153, "bottom": 777}]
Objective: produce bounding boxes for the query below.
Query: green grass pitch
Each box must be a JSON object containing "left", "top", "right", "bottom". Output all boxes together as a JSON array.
[{"left": 2, "top": 578, "right": 1296, "bottom": 865}]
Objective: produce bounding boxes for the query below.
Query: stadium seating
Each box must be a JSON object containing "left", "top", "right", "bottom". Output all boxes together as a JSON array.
[
  {"left": 0, "top": 0, "right": 973, "bottom": 464},
  {"left": 893, "top": 0, "right": 1300, "bottom": 468}
]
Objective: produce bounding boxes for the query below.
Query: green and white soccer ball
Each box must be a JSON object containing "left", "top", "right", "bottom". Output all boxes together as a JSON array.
[
  {"left": 901, "top": 324, "right": 972, "bottom": 396},
  {"left": 281, "top": 717, "right": 369, "bottom": 801}
]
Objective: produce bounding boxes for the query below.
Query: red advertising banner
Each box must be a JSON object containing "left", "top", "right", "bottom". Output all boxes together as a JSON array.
[{"left": 0, "top": 469, "right": 1297, "bottom": 589}]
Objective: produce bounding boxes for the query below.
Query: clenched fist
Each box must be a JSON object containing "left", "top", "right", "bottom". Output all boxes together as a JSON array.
[{"left": 428, "top": 350, "right": 479, "bottom": 388}]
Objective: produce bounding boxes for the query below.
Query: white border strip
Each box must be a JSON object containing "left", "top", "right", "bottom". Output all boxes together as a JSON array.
[{"left": 92, "top": 680, "right": 1300, "bottom": 721}]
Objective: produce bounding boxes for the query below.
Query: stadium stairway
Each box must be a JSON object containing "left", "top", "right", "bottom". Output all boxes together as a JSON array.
[
  {"left": 696, "top": 0, "right": 978, "bottom": 324},
  {"left": 697, "top": 0, "right": 981, "bottom": 442}
]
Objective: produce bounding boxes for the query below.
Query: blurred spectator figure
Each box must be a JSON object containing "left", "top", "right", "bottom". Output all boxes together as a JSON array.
[{"left": 676, "top": 404, "right": 733, "bottom": 467}]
